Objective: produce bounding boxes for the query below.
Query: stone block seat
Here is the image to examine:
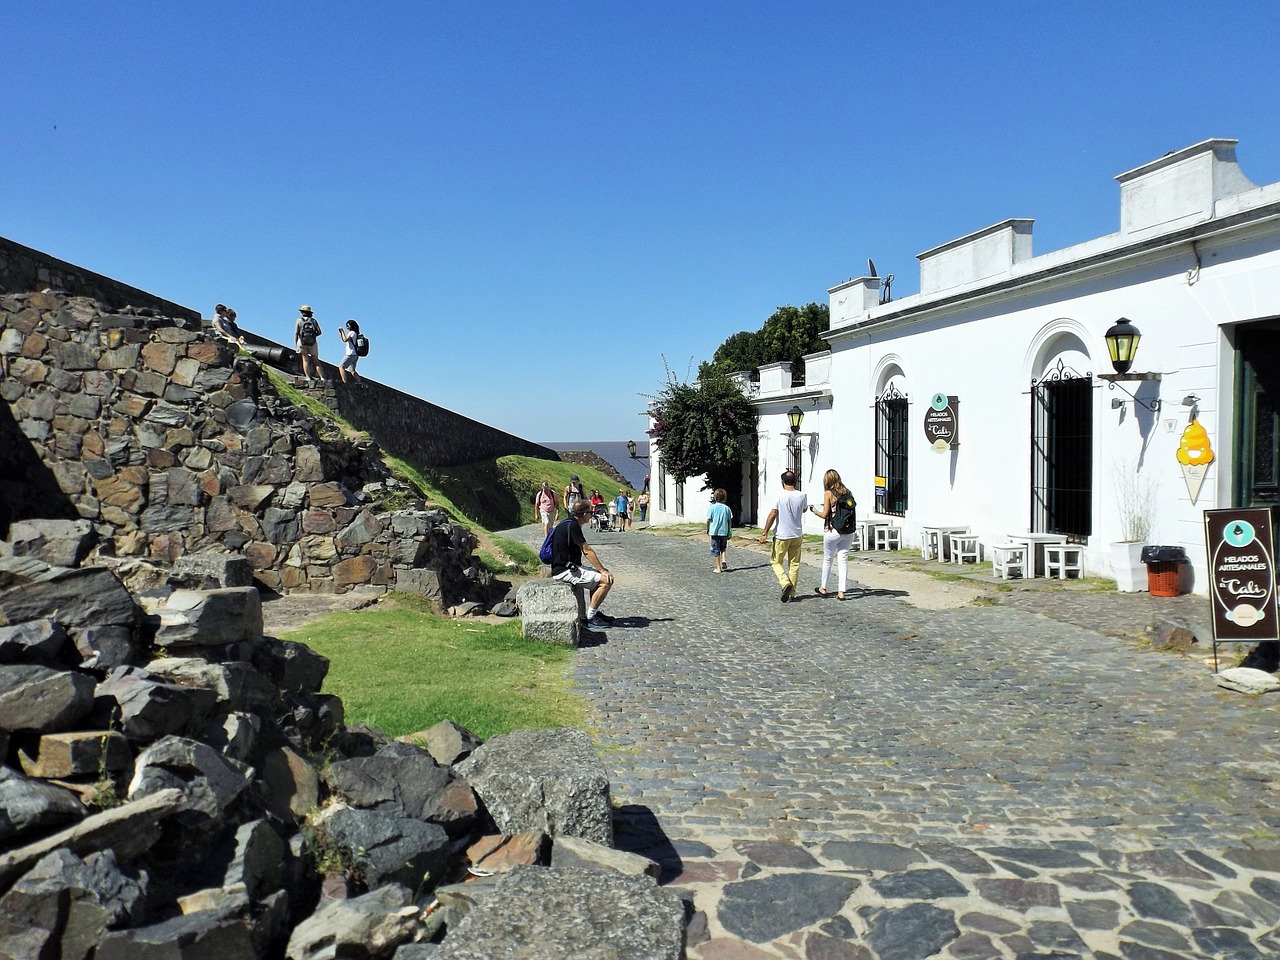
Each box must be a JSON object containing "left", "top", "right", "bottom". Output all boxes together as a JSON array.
[
  {"left": 515, "top": 580, "right": 581, "bottom": 646},
  {"left": 1044, "top": 543, "right": 1084, "bottom": 580}
]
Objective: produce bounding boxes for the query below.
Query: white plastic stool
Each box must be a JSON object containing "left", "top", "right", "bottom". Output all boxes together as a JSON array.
[
  {"left": 921, "top": 530, "right": 941, "bottom": 560},
  {"left": 949, "top": 534, "right": 982, "bottom": 564},
  {"left": 875, "top": 526, "right": 902, "bottom": 550},
  {"left": 991, "top": 543, "right": 1027, "bottom": 579},
  {"left": 1044, "top": 544, "right": 1083, "bottom": 579}
]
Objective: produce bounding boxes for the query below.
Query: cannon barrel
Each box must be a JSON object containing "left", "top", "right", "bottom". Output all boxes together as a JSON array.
[{"left": 242, "top": 343, "right": 297, "bottom": 367}]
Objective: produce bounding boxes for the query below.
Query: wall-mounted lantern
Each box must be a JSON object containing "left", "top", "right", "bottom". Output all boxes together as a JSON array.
[
  {"left": 787, "top": 405, "right": 805, "bottom": 434},
  {"left": 626, "top": 439, "right": 648, "bottom": 460},
  {"left": 1099, "top": 317, "right": 1162, "bottom": 412}
]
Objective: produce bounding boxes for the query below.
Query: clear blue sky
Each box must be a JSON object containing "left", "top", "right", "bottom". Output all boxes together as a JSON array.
[{"left": 4, "top": 2, "right": 1278, "bottom": 443}]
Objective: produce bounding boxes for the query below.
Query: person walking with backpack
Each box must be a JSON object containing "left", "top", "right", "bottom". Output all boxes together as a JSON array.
[
  {"left": 811, "top": 468, "right": 857, "bottom": 601},
  {"left": 337, "top": 319, "right": 364, "bottom": 386},
  {"left": 534, "top": 481, "right": 559, "bottom": 537},
  {"left": 294, "top": 305, "right": 324, "bottom": 383}
]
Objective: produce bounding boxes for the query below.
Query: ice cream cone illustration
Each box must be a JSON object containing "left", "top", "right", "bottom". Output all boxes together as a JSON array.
[{"left": 1176, "top": 418, "right": 1214, "bottom": 504}]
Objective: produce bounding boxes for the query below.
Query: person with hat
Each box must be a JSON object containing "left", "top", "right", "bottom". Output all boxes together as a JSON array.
[
  {"left": 294, "top": 305, "right": 324, "bottom": 383},
  {"left": 564, "top": 475, "right": 584, "bottom": 515}
]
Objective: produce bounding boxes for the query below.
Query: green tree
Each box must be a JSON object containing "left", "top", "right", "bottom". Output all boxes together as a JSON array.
[
  {"left": 699, "top": 329, "right": 767, "bottom": 379},
  {"left": 758, "top": 302, "right": 830, "bottom": 367},
  {"left": 648, "top": 368, "right": 758, "bottom": 485}
]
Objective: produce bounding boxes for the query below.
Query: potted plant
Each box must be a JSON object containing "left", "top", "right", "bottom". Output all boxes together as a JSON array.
[{"left": 1110, "top": 460, "right": 1155, "bottom": 592}]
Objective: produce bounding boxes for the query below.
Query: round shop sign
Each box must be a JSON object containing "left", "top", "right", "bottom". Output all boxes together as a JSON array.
[
  {"left": 923, "top": 394, "right": 958, "bottom": 453},
  {"left": 1210, "top": 518, "right": 1273, "bottom": 629}
]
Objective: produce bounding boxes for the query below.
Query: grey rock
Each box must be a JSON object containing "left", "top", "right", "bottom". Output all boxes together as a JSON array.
[
  {"left": 323, "top": 742, "right": 477, "bottom": 835},
  {"left": 0, "top": 619, "right": 69, "bottom": 664},
  {"left": 129, "top": 736, "right": 253, "bottom": 811},
  {"left": 1216, "top": 666, "right": 1280, "bottom": 694},
  {"left": 981, "top": 845, "right": 1093, "bottom": 869},
  {"left": 1128, "top": 880, "right": 1195, "bottom": 926},
  {"left": 550, "top": 835, "right": 661, "bottom": 880},
  {"left": 145, "top": 658, "right": 276, "bottom": 712},
  {"left": 719, "top": 872, "right": 859, "bottom": 943},
  {"left": 734, "top": 840, "right": 821, "bottom": 869},
  {"left": 1067, "top": 898, "right": 1123, "bottom": 930},
  {"left": 95, "top": 667, "right": 210, "bottom": 741},
  {"left": 0, "top": 788, "right": 184, "bottom": 891},
  {"left": 433, "top": 866, "right": 685, "bottom": 960},
  {"left": 915, "top": 842, "right": 995, "bottom": 875},
  {"left": 412, "top": 719, "right": 482, "bottom": 766},
  {"left": 286, "top": 884, "right": 419, "bottom": 960},
  {"left": 0, "top": 664, "right": 96, "bottom": 733},
  {"left": 0, "top": 848, "right": 146, "bottom": 960},
  {"left": 455, "top": 727, "right": 613, "bottom": 845},
  {"left": 393, "top": 567, "right": 444, "bottom": 600},
  {"left": 95, "top": 901, "right": 258, "bottom": 960},
  {"left": 224, "top": 819, "right": 285, "bottom": 899},
  {"left": 154, "top": 587, "right": 264, "bottom": 648},
  {"left": 862, "top": 903, "right": 960, "bottom": 960},
  {"left": 72, "top": 624, "right": 140, "bottom": 670},
  {"left": 1029, "top": 919, "right": 1090, "bottom": 953},
  {"left": 1120, "top": 918, "right": 1192, "bottom": 951},
  {"left": 823, "top": 840, "right": 925, "bottom": 872},
  {"left": 514, "top": 580, "right": 579, "bottom": 646},
  {"left": 0, "top": 766, "right": 86, "bottom": 844},
  {"left": 205, "top": 711, "right": 261, "bottom": 763},
  {"left": 0, "top": 564, "right": 139, "bottom": 631},
  {"left": 322, "top": 807, "right": 451, "bottom": 890},
  {"left": 869, "top": 868, "right": 967, "bottom": 900},
  {"left": 252, "top": 638, "right": 329, "bottom": 696},
  {"left": 1192, "top": 926, "right": 1264, "bottom": 958},
  {"left": 488, "top": 600, "right": 517, "bottom": 617},
  {"left": 171, "top": 553, "right": 254, "bottom": 589},
  {"left": 974, "top": 877, "right": 1061, "bottom": 912},
  {"left": 6, "top": 518, "right": 96, "bottom": 568}
]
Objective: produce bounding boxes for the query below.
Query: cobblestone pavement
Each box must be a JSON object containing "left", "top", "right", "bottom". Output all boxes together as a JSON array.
[{"left": 502, "top": 526, "right": 1280, "bottom": 958}]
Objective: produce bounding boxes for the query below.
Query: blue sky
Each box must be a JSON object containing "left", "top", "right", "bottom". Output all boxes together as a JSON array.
[{"left": 4, "top": 2, "right": 1278, "bottom": 443}]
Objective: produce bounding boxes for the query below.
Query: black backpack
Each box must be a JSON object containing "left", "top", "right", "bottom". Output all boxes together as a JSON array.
[
  {"left": 355, "top": 334, "right": 370, "bottom": 357},
  {"left": 299, "top": 316, "right": 319, "bottom": 346},
  {"left": 832, "top": 492, "right": 857, "bottom": 535}
]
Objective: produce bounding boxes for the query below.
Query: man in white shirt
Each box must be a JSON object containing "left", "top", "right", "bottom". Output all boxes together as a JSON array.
[{"left": 757, "top": 470, "right": 808, "bottom": 602}]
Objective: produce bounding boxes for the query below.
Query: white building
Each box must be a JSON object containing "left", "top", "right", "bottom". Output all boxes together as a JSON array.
[{"left": 649, "top": 138, "right": 1280, "bottom": 594}]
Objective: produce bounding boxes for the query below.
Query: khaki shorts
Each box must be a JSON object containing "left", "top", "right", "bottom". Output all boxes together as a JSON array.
[{"left": 297, "top": 340, "right": 319, "bottom": 358}]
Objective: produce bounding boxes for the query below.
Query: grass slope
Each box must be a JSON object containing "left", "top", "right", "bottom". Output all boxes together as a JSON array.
[{"left": 282, "top": 602, "right": 584, "bottom": 740}]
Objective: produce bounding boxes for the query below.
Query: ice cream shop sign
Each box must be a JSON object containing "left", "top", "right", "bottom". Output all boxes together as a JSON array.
[
  {"left": 1205, "top": 508, "right": 1278, "bottom": 666},
  {"left": 923, "top": 394, "right": 959, "bottom": 454}
]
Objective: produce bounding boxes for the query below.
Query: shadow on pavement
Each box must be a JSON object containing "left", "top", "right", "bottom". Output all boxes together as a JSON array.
[
  {"left": 612, "top": 804, "right": 687, "bottom": 884},
  {"left": 842, "top": 586, "right": 909, "bottom": 600}
]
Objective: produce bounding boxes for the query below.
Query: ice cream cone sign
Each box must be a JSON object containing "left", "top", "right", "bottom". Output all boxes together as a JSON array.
[{"left": 1176, "top": 417, "right": 1214, "bottom": 504}]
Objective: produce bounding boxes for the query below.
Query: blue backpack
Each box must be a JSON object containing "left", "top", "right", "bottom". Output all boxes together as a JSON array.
[{"left": 539, "top": 519, "right": 569, "bottom": 564}]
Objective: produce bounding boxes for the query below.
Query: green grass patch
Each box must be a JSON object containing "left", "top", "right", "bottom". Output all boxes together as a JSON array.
[
  {"left": 282, "top": 604, "right": 584, "bottom": 740},
  {"left": 491, "top": 535, "right": 542, "bottom": 575}
]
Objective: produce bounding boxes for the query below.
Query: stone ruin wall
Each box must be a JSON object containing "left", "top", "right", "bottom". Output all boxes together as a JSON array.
[{"left": 0, "top": 288, "right": 480, "bottom": 602}]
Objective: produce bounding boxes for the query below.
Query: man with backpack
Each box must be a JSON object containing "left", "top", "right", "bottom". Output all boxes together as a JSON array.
[
  {"left": 294, "top": 305, "right": 324, "bottom": 383},
  {"left": 546, "top": 500, "right": 615, "bottom": 628}
]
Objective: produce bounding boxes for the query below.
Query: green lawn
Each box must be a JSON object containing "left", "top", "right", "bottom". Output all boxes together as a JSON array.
[{"left": 281, "top": 603, "right": 585, "bottom": 740}]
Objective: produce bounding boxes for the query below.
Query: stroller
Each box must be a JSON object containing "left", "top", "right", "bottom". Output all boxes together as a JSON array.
[{"left": 590, "top": 503, "right": 614, "bottom": 531}]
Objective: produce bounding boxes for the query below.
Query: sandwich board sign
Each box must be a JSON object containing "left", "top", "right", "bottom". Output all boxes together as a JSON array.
[
  {"left": 923, "top": 393, "right": 959, "bottom": 454},
  {"left": 1204, "top": 507, "right": 1278, "bottom": 670}
]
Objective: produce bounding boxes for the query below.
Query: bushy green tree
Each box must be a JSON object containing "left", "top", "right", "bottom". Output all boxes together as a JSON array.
[
  {"left": 700, "top": 303, "right": 830, "bottom": 379},
  {"left": 648, "top": 368, "right": 758, "bottom": 484}
]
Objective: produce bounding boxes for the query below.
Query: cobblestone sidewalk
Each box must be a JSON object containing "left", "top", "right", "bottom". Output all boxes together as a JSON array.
[{"left": 501, "top": 525, "right": 1280, "bottom": 958}]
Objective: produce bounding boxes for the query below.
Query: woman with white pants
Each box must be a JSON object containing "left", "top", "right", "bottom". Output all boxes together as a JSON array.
[{"left": 810, "top": 468, "right": 854, "bottom": 601}]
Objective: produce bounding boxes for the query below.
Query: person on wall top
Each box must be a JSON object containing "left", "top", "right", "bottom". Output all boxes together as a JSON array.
[{"left": 294, "top": 305, "right": 324, "bottom": 384}]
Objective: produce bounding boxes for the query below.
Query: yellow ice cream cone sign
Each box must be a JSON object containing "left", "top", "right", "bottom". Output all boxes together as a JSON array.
[{"left": 1177, "top": 419, "right": 1214, "bottom": 504}]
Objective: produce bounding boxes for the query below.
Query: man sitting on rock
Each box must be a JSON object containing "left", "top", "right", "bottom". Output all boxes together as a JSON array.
[{"left": 550, "top": 500, "right": 615, "bottom": 627}]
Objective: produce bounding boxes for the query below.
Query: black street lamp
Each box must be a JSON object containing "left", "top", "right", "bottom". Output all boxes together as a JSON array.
[
  {"left": 787, "top": 405, "right": 805, "bottom": 434},
  {"left": 627, "top": 439, "right": 648, "bottom": 460},
  {"left": 1104, "top": 317, "right": 1141, "bottom": 375}
]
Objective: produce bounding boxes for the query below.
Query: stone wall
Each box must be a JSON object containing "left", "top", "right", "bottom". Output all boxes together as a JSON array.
[
  {"left": 0, "top": 289, "right": 479, "bottom": 600},
  {"left": 0, "top": 237, "right": 199, "bottom": 323}
]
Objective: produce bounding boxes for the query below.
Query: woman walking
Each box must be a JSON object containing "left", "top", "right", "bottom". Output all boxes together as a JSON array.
[
  {"left": 337, "top": 319, "right": 363, "bottom": 386},
  {"left": 810, "top": 469, "right": 855, "bottom": 600}
]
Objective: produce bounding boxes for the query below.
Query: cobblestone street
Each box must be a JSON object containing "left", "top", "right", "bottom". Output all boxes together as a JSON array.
[{"left": 504, "top": 525, "right": 1280, "bottom": 958}]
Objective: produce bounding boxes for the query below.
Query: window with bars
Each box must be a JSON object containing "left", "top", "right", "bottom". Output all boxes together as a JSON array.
[
  {"left": 1030, "top": 362, "right": 1093, "bottom": 539},
  {"left": 674, "top": 478, "right": 684, "bottom": 516},
  {"left": 658, "top": 464, "right": 667, "bottom": 512},
  {"left": 789, "top": 440, "right": 803, "bottom": 491},
  {"left": 874, "top": 385, "right": 909, "bottom": 516}
]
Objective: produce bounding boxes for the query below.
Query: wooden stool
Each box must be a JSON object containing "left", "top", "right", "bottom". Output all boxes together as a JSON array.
[
  {"left": 949, "top": 534, "right": 982, "bottom": 564},
  {"left": 991, "top": 543, "right": 1027, "bottom": 579},
  {"left": 1044, "top": 544, "right": 1083, "bottom": 579}
]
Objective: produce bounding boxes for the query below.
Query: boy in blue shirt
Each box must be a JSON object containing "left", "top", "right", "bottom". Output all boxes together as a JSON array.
[{"left": 706, "top": 488, "right": 733, "bottom": 573}]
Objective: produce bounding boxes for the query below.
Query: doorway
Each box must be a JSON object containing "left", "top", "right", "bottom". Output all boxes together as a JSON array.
[
  {"left": 1030, "top": 359, "right": 1093, "bottom": 539},
  {"left": 1236, "top": 323, "right": 1280, "bottom": 506}
]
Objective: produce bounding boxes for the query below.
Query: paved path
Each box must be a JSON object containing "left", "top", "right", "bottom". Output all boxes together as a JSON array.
[{"left": 502, "top": 525, "right": 1280, "bottom": 959}]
